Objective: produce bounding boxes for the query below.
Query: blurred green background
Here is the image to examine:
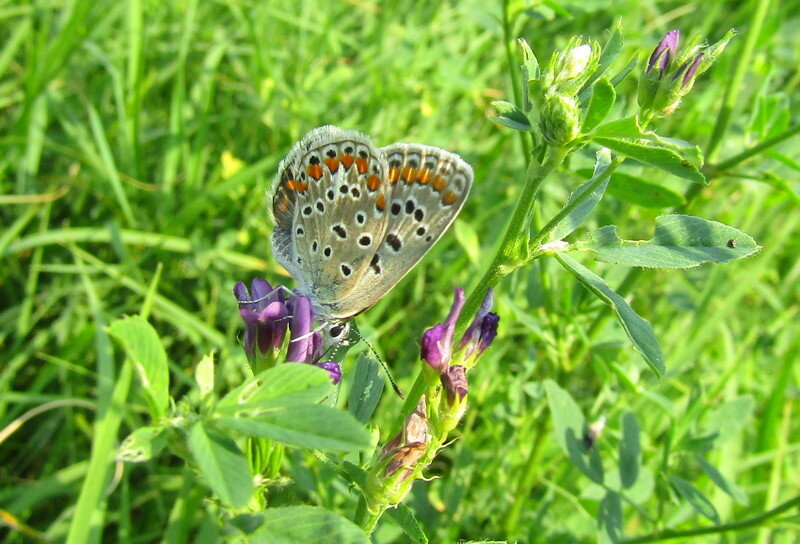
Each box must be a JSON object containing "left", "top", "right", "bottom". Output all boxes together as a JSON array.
[{"left": 1, "top": 0, "right": 798, "bottom": 542}]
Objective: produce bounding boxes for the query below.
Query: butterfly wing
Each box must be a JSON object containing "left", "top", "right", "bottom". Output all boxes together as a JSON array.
[
  {"left": 324, "top": 142, "right": 473, "bottom": 318},
  {"left": 269, "top": 126, "right": 393, "bottom": 315}
]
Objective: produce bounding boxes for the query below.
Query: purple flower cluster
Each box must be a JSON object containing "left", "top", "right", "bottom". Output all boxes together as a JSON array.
[
  {"left": 233, "top": 279, "right": 341, "bottom": 384},
  {"left": 420, "top": 288, "right": 499, "bottom": 402},
  {"left": 646, "top": 29, "right": 703, "bottom": 89}
]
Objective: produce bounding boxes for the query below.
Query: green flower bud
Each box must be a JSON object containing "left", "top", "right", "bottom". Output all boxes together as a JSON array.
[
  {"left": 539, "top": 94, "right": 581, "bottom": 146},
  {"left": 639, "top": 29, "right": 735, "bottom": 117},
  {"left": 543, "top": 38, "right": 601, "bottom": 97}
]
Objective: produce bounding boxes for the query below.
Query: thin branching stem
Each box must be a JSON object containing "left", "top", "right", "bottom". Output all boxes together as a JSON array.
[{"left": 624, "top": 494, "right": 800, "bottom": 544}]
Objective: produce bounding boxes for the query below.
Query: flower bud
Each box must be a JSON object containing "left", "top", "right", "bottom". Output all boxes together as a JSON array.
[
  {"left": 539, "top": 94, "right": 581, "bottom": 146},
  {"left": 543, "top": 38, "right": 600, "bottom": 97},
  {"left": 639, "top": 29, "right": 735, "bottom": 117},
  {"left": 441, "top": 365, "right": 468, "bottom": 404}
]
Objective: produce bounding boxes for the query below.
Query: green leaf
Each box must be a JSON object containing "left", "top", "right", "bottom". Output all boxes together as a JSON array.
[
  {"left": 619, "top": 412, "right": 641, "bottom": 489},
  {"left": 579, "top": 23, "right": 623, "bottom": 98},
  {"left": 347, "top": 355, "right": 385, "bottom": 424},
  {"left": 578, "top": 215, "right": 760, "bottom": 269},
  {"left": 489, "top": 100, "right": 532, "bottom": 131},
  {"left": 556, "top": 255, "right": 664, "bottom": 376},
  {"left": 695, "top": 456, "right": 749, "bottom": 505},
  {"left": 116, "top": 426, "right": 167, "bottom": 463},
  {"left": 670, "top": 475, "right": 720, "bottom": 523},
  {"left": 593, "top": 137, "right": 706, "bottom": 184},
  {"left": 518, "top": 37, "right": 539, "bottom": 113},
  {"left": 650, "top": 135, "right": 704, "bottom": 171},
  {"left": 608, "top": 172, "right": 685, "bottom": 208},
  {"left": 550, "top": 148, "right": 612, "bottom": 240},
  {"left": 598, "top": 491, "right": 623, "bottom": 544},
  {"left": 217, "top": 363, "right": 332, "bottom": 415},
  {"left": 187, "top": 423, "right": 253, "bottom": 508},
  {"left": 386, "top": 503, "right": 429, "bottom": 543},
  {"left": 610, "top": 54, "right": 638, "bottom": 87},
  {"left": 576, "top": 168, "right": 685, "bottom": 208},
  {"left": 566, "top": 428, "right": 604, "bottom": 484},
  {"left": 592, "top": 116, "right": 644, "bottom": 139},
  {"left": 196, "top": 352, "right": 215, "bottom": 399},
  {"left": 595, "top": 24, "right": 623, "bottom": 80},
  {"left": 234, "top": 506, "right": 369, "bottom": 544},
  {"left": 544, "top": 380, "right": 585, "bottom": 454},
  {"left": 217, "top": 404, "right": 370, "bottom": 452},
  {"left": 582, "top": 79, "right": 616, "bottom": 132},
  {"left": 107, "top": 316, "right": 169, "bottom": 420}
]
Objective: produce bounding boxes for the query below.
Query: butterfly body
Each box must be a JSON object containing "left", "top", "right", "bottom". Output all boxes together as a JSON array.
[{"left": 269, "top": 126, "right": 473, "bottom": 325}]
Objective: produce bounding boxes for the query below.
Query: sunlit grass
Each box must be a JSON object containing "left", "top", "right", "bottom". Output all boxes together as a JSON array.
[{"left": 1, "top": 0, "right": 799, "bottom": 542}]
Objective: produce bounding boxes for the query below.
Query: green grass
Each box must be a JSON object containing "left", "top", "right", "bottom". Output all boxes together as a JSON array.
[{"left": 2, "top": 0, "right": 799, "bottom": 542}]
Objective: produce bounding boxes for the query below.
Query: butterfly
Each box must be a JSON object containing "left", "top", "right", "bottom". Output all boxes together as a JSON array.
[{"left": 269, "top": 125, "right": 473, "bottom": 344}]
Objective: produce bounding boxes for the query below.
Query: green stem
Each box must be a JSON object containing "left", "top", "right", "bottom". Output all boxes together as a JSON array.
[
  {"left": 354, "top": 496, "right": 382, "bottom": 533},
  {"left": 704, "top": 0, "right": 772, "bottom": 161},
  {"left": 707, "top": 122, "right": 800, "bottom": 175},
  {"left": 623, "top": 494, "right": 800, "bottom": 544},
  {"left": 457, "top": 146, "right": 568, "bottom": 335},
  {"left": 529, "top": 154, "right": 625, "bottom": 250}
]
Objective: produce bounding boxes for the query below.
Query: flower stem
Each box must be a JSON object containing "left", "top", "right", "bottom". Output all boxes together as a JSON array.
[
  {"left": 529, "top": 154, "right": 625, "bottom": 250},
  {"left": 707, "top": 122, "right": 800, "bottom": 175},
  {"left": 623, "top": 493, "right": 800, "bottom": 544},
  {"left": 457, "top": 146, "right": 568, "bottom": 335}
]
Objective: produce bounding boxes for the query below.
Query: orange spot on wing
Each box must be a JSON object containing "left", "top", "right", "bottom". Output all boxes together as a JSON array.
[
  {"left": 341, "top": 154, "right": 355, "bottom": 169},
  {"left": 376, "top": 193, "right": 386, "bottom": 211},
  {"left": 323, "top": 157, "right": 340, "bottom": 173},
  {"left": 367, "top": 174, "right": 381, "bottom": 191},
  {"left": 307, "top": 164, "right": 323, "bottom": 180},
  {"left": 432, "top": 176, "right": 446, "bottom": 191},
  {"left": 285, "top": 180, "right": 308, "bottom": 193},
  {"left": 356, "top": 157, "right": 368, "bottom": 174},
  {"left": 388, "top": 167, "right": 400, "bottom": 183},
  {"left": 401, "top": 166, "right": 415, "bottom": 182},
  {"left": 417, "top": 169, "right": 431, "bottom": 184},
  {"left": 442, "top": 191, "right": 458, "bottom": 205}
]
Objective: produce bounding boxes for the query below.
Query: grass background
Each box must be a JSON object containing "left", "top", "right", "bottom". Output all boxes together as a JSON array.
[{"left": 1, "top": 0, "right": 799, "bottom": 542}]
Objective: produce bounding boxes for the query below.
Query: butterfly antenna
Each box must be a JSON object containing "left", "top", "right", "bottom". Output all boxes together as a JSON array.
[
  {"left": 351, "top": 324, "right": 404, "bottom": 399},
  {"left": 236, "top": 285, "right": 292, "bottom": 306}
]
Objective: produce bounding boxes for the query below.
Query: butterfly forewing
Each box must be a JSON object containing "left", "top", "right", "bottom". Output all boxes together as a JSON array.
[
  {"left": 270, "top": 126, "right": 393, "bottom": 312},
  {"left": 322, "top": 143, "right": 473, "bottom": 318}
]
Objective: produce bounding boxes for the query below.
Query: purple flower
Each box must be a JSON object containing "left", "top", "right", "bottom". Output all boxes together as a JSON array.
[
  {"left": 441, "top": 365, "right": 468, "bottom": 403},
  {"left": 285, "top": 295, "right": 323, "bottom": 364},
  {"left": 314, "top": 361, "right": 342, "bottom": 385},
  {"left": 420, "top": 286, "right": 499, "bottom": 403},
  {"left": 647, "top": 30, "right": 680, "bottom": 74},
  {"left": 639, "top": 29, "right": 734, "bottom": 116},
  {"left": 673, "top": 52, "right": 704, "bottom": 89},
  {"left": 458, "top": 289, "right": 500, "bottom": 359},
  {"left": 233, "top": 279, "right": 289, "bottom": 360},
  {"left": 233, "top": 281, "right": 342, "bottom": 385},
  {"left": 420, "top": 288, "right": 465, "bottom": 373}
]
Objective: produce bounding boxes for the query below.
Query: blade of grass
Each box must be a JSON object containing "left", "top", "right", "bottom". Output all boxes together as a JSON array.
[{"left": 86, "top": 100, "right": 137, "bottom": 226}]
